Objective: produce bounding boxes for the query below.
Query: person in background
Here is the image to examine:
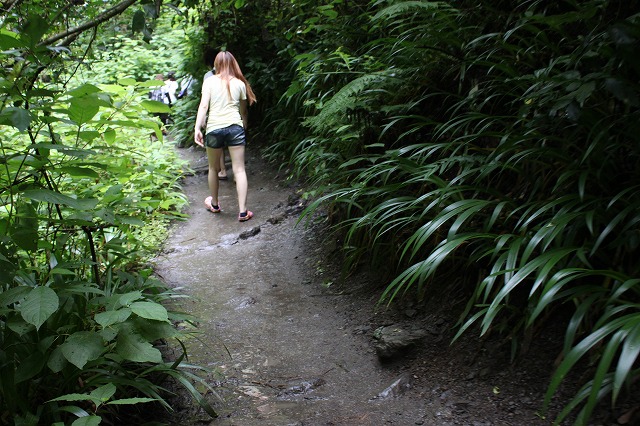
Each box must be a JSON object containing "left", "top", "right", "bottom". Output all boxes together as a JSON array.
[
  {"left": 194, "top": 51, "right": 257, "bottom": 222},
  {"left": 177, "top": 74, "right": 193, "bottom": 99},
  {"left": 149, "top": 73, "right": 170, "bottom": 129},
  {"left": 164, "top": 72, "right": 179, "bottom": 106}
]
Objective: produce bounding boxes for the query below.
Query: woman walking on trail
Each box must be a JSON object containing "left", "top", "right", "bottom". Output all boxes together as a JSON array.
[{"left": 194, "top": 51, "right": 257, "bottom": 222}]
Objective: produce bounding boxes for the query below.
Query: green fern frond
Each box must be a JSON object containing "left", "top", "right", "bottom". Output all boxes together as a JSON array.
[
  {"left": 372, "top": 1, "right": 456, "bottom": 22},
  {"left": 304, "top": 70, "right": 393, "bottom": 132}
]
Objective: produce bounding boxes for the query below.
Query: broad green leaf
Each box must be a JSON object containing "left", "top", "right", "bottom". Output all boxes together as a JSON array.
[
  {"left": 130, "top": 301, "right": 169, "bottom": 322},
  {"left": 10, "top": 202, "right": 38, "bottom": 252},
  {"left": 116, "top": 327, "right": 162, "bottom": 363},
  {"left": 117, "top": 78, "right": 138, "bottom": 86},
  {"left": 71, "top": 416, "right": 101, "bottom": 426},
  {"left": 47, "top": 346, "right": 67, "bottom": 373},
  {"left": 132, "top": 10, "right": 145, "bottom": 33},
  {"left": 90, "top": 383, "right": 116, "bottom": 405},
  {"left": 21, "top": 14, "right": 49, "bottom": 47},
  {"left": 140, "top": 100, "right": 171, "bottom": 113},
  {"left": 11, "top": 107, "right": 31, "bottom": 131},
  {"left": 6, "top": 313, "right": 35, "bottom": 335},
  {"left": 63, "top": 214, "right": 94, "bottom": 226},
  {"left": 103, "top": 128, "right": 116, "bottom": 144},
  {"left": 115, "top": 216, "right": 145, "bottom": 226},
  {"left": 58, "top": 166, "right": 100, "bottom": 178},
  {"left": 138, "top": 80, "right": 163, "bottom": 88},
  {"left": 69, "top": 97, "right": 100, "bottom": 125},
  {"left": 94, "top": 208, "right": 117, "bottom": 224},
  {"left": 319, "top": 8, "right": 338, "bottom": 19},
  {"left": 38, "top": 334, "right": 57, "bottom": 351},
  {"left": 119, "top": 291, "right": 143, "bottom": 306},
  {"left": 573, "top": 81, "right": 596, "bottom": 104},
  {"left": 131, "top": 317, "right": 179, "bottom": 341},
  {"left": 95, "top": 308, "right": 132, "bottom": 327},
  {"left": 66, "top": 84, "right": 102, "bottom": 97},
  {"left": 15, "top": 351, "right": 46, "bottom": 383},
  {"left": 78, "top": 131, "right": 101, "bottom": 142},
  {"left": 0, "top": 30, "right": 23, "bottom": 49},
  {"left": 20, "top": 286, "right": 59, "bottom": 330},
  {"left": 33, "top": 143, "right": 96, "bottom": 157},
  {"left": 22, "top": 189, "right": 99, "bottom": 210},
  {"left": 107, "top": 397, "right": 156, "bottom": 405},
  {"left": 60, "top": 331, "right": 104, "bottom": 369},
  {"left": 0, "top": 286, "right": 30, "bottom": 307}
]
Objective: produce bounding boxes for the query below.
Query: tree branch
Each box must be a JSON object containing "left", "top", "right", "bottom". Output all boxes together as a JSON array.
[
  {"left": 1, "top": 0, "right": 25, "bottom": 14},
  {"left": 38, "top": 0, "right": 138, "bottom": 47}
]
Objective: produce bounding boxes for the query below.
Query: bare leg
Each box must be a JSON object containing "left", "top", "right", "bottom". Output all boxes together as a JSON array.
[
  {"left": 206, "top": 147, "right": 223, "bottom": 206},
  {"left": 228, "top": 145, "right": 247, "bottom": 213},
  {"left": 218, "top": 150, "right": 227, "bottom": 179}
]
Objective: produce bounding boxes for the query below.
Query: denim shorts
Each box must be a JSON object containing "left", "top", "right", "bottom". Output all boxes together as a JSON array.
[{"left": 205, "top": 124, "right": 245, "bottom": 149}]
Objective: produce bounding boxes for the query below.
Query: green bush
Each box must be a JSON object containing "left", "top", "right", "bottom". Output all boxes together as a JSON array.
[
  {"left": 267, "top": 1, "right": 640, "bottom": 424},
  {"left": 0, "top": 4, "right": 216, "bottom": 424}
]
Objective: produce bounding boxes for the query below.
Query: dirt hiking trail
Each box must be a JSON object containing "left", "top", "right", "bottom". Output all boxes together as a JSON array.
[{"left": 152, "top": 146, "right": 585, "bottom": 426}]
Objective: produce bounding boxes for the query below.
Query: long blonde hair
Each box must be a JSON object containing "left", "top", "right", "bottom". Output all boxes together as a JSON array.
[{"left": 213, "top": 51, "right": 257, "bottom": 105}]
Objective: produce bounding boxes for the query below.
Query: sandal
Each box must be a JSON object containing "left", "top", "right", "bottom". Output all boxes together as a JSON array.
[
  {"left": 238, "top": 210, "right": 253, "bottom": 222},
  {"left": 217, "top": 174, "right": 228, "bottom": 181},
  {"left": 204, "top": 196, "right": 221, "bottom": 213}
]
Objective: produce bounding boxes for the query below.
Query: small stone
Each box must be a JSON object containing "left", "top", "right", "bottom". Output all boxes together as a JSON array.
[
  {"left": 372, "top": 374, "right": 413, "bottom": 400},
  {"left": 236, "top": 297, "right": 257, "bottom": 309},
  {"left": 404, "top": 308, "right": 417, "bottom": 318},
  {"left": 267, "top": 213, "right": 286, "bottom": 224},
  {"left": 239, "top": 226, "right": 261, "bottom": 239}
]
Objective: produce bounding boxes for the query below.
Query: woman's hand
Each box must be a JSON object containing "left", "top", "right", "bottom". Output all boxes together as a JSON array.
[
  {"left": 194, "top": 128, "right": 204, "bottom": 147},
  {"left": 194, "top": 88, "right": 210, "bottom": 147}
]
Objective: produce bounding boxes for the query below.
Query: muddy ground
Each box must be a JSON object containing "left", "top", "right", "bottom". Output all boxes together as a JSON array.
[{"left": 151, "top": 146, "right": 628, "bottom": 426}]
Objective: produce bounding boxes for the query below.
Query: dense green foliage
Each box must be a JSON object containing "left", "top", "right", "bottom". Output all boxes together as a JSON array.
[
  {"left": 173, "top": 0, "right": 639, "bottom": 424},
  {"left": 0, "top": 1, "right": 216, "bottom": 425},
  {"left": 2, "top": 0, "right": 638, "bottom": 423}
]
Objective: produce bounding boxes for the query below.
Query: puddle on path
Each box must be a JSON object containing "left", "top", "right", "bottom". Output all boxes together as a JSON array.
[{"left": 153, "top": 147, "right": 430, "bottom": 425}]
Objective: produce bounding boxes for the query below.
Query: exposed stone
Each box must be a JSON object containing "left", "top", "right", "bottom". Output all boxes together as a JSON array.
[
  {"left": 277, "top": 378, "right": 326, "bottom": 398},
  {"left": 267, "top": 213, "right": 286, "bottom": 224},
  {"left": 239, "top": 226, "right": 261, "bottom": 239},
  {"left": 372, "top": 325, "right": 427, "bottom": 360},
  {"left": 236, "top": 297, "right": 257, "bottom": 309},
  {"left": 372, "top": 373, "right": 413, "bottom": 400},
  {"left": 404, "top": 308, "right": 418, "bottom": 318}
]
